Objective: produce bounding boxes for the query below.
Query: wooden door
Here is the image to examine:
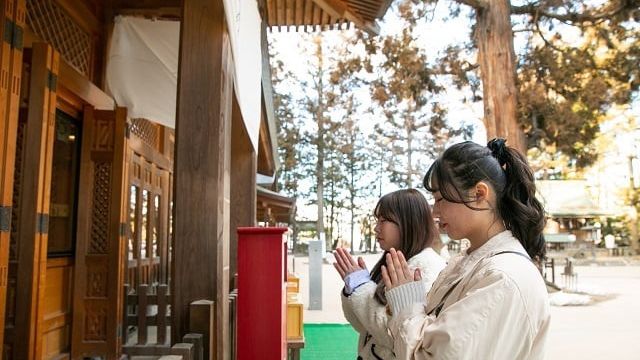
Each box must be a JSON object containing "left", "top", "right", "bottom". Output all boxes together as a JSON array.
[
  {"left": 40, "top": 110, "right": 82, "bottom": 359},
  {"left": 71, "top": 106, "right": 128, "bottom": 360}
]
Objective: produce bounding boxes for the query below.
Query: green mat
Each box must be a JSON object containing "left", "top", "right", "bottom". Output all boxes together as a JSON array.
[{"left": 301, "top": 323, "right": 359, "bottom": 359}]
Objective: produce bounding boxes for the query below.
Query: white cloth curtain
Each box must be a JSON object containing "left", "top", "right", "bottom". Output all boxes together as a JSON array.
[{"left": 106, "top": 1, "right": 261, "bottom": 150}]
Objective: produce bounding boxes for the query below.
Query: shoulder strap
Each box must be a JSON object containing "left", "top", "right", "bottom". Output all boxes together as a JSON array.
[{"left": 492, "top": 250, "right": 531, "bottom": 261}]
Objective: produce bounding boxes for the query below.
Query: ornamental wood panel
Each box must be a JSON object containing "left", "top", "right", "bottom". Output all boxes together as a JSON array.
[
  {"left": 71, "top": 106, "right": 127, "bottom": 360},
  {"left": 41, "top": 257, "right": 73, "bottom": 359}
]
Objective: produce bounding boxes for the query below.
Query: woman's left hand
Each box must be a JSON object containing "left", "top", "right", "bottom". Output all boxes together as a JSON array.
[
  {"left": 381, "top": 248, "right": 421, "bottom": 290},
  {"left": 333, "top": 247, "right": 368, "bottom": 280}
]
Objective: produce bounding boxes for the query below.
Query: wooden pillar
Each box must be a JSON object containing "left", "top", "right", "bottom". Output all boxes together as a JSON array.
[
  {"left": 172, "top": 0, "right": 232, "bottom": 359},
  {"left": 229, "top": 95, "right": 257, "bottom": 289}
]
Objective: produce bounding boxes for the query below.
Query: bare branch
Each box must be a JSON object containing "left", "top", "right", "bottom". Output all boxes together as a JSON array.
[
  {"left": 456, "top": 0, "right": 489, "bottom": 10},
  {"left": 511, "top": 0, "right": 635, "bottom": 24}
]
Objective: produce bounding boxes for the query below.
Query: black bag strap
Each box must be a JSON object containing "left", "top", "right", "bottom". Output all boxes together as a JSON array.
[{"left": 492, "top": 250, "right": 531, "bottom": 261}]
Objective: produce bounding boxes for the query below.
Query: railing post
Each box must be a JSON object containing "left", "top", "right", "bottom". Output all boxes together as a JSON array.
[
  {"left": 183, "top": 333, "right": 203, "bottom": 360},
  {"left": 137, "top": 284, "right": 149, "bottom": 344},
  {"left": 157, "top": 284, "right": 169, "bottom": 344},
  {"left": 189, "top": 300, "right": 214, "bottom": 359},
  {"left": 172, "top": 343, "right": 195, "bottom": 360}
]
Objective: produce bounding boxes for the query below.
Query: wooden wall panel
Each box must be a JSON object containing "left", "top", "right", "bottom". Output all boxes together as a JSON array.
[{"left": 41, "top": 257, "right": 73, "bottom": 360}]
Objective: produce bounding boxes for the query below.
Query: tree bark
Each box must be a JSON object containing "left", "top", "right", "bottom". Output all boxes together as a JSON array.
[{"left": 475, "top": 0, "right": 526, "bottom": 153}]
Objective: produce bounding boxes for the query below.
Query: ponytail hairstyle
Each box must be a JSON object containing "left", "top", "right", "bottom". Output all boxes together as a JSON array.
[
  {"left": 423, "top": 139, "right": 546, "bottom": 264},
  {"left": 369, "top": 188, "right": 440, "bottom": 305}
]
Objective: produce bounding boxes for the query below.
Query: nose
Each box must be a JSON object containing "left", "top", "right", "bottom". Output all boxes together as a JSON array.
[{"left": 431, "top": 202, "right": 440, "bottom": 217}]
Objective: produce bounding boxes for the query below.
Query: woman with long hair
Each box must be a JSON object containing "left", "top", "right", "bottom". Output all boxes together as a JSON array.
[{"left": 333, "top": 188, "right": 446, "bottom": 359}]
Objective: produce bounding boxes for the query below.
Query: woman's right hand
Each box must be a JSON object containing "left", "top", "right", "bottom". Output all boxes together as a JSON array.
[{"left": 333, "top": 247, "right": 367, "bottom": 280}]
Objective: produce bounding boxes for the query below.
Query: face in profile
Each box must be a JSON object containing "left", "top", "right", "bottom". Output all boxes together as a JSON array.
[{"left": 374, "top": 216, "right": 401, "bottom": 251}]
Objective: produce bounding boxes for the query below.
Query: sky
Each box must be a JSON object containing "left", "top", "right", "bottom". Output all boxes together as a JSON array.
[
  {"left": 266, "top": 1, "right": 640, "bottom": 244},
  {"left": 266, "top": 3, "right": 487, "bottom": 238}
]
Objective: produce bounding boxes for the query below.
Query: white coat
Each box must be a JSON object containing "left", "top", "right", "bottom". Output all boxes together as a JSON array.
[
  {"left": 342, "top": 247, "right": 447, "bottom": 360},
  {"left": 387, "top": 230, "right": 550, "bottom": 360}
]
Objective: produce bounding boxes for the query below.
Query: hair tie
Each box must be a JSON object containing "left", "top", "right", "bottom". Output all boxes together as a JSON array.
[{"left": 487, "top": 138, "right": 507, "bottom": 166}]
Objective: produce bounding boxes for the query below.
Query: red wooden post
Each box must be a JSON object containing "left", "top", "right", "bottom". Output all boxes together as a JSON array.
[{"left": 237, "top": 227, "right": 288, "bottom": 360}]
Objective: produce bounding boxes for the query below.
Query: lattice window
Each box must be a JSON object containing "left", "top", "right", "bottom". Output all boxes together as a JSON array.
[
  {"left": 89, "top": 162, "right": 111, "bottom": 254},
  {"left": 9, "top": 122, "right": 26, "bottom": 261},
  {"left": 130, "top": 118, "right": 160, "bottom": 150},
  {"left": 26, "top": 0, "right": 92, "bottom": 76}
]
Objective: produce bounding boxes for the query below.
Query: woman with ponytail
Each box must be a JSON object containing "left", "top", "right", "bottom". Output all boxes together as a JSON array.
[{"left": 381, "top": 139, "right": 550, "bottom": 360}]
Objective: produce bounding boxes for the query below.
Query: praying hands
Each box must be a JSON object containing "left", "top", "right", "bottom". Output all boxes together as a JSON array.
[{"left": 381, "top": 248, "right": 422, "bottom": 291}]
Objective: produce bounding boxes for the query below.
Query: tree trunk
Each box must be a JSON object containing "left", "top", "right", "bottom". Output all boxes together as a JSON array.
[{"left": 475, "top": 0, "right": 526, "bottom": 153}]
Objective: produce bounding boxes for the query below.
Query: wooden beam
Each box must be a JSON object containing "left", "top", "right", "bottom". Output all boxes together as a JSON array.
[
  {"left": 310, "top": 0, "right": 379, "bottom": 34},
  {"left": 229, "top": 95, "right": 257, "bottom": 290}
]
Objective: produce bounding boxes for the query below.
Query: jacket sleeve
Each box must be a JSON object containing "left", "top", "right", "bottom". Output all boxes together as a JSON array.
[
  {"left": 340, "top": 282, "right": 375, "bottom": 334},
  {"left": 342, "top": 281, "right": 395, "bottom": 348},
  {"left": 388, "top": 270, "right": 534, "bottom": 360}
]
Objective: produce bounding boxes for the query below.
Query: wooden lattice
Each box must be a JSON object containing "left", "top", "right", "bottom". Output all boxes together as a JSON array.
[
  {"left": 26, "top": 0, "right": 91, "bottom": 76},
  {"left": 9, "top": 122, "right": 26, "bottom": 261},
  {"left": 130, "top": 118, "right": 160, "bottom": 150},
  {"left": 89, "top": 162, "right": 110, "bottom": 254}
]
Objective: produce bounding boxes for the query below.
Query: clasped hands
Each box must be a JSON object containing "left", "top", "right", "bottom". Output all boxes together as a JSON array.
[
  {"left": 333, "top": 247, "right": 422, "bottom": 292},
  {"left": 381, "top": 248, "right": 422, "bottom": 290}
]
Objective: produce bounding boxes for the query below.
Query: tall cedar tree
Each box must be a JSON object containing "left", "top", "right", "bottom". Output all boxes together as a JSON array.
[{"left": 433, "top": 0, "right": 640, "bottom": 167}]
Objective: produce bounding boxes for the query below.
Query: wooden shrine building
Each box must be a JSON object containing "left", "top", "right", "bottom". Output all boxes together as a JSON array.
[{"left": 0, "top": 0, "right": 392, "bottom": 359}]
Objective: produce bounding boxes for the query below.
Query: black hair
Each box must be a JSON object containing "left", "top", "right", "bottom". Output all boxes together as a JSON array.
[
  {"left": 369, "top": 188, "right": 440, "bottom": 305},
  {"left": 423, "top": 139, "right": 546, "bottom": 264}
]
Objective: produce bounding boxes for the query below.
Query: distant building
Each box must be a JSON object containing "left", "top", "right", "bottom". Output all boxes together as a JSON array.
[{"left": 537, "top": 180, "right": 613, "bottom": 248}]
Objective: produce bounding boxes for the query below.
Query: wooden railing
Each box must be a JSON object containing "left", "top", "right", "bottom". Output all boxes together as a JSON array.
[
  {"left": 122, "top": 284, "right": 171, "bottom": 356},
  {"left": 121, "top": 282, "right": 239, "bottom": 359},
  {"left": 127, "top": 257, "right": 162, "bottom": 292}
]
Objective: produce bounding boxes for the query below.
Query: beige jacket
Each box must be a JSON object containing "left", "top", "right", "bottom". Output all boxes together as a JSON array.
[
  {"left": 341, "top": 247, "right": 447, "bottom": 360},
  {"left": 387, "top": 231, "right": 550, "bottom": 360}
]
